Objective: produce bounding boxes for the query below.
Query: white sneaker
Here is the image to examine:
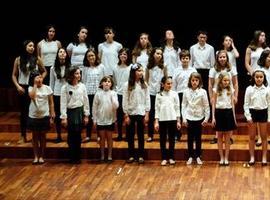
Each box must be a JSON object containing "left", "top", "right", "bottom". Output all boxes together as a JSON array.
[
  {"left": 169, "top": 159, "right": 176, "bottom": 165},
  {"left": 161, "top": 160, "right": 167, "bottom": 166},
  {"left": 186, "top": 157, "right": 193, "bottom": 165},
  {"left": 196, "top": 157, "right": 203, "bottom": 165}
]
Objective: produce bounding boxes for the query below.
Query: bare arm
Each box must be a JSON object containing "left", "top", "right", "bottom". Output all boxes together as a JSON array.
[
  {"left": 245, "top": 47, "right": 253, "bottom": 75},
  {"left": 231, "top": 39, "right": 239, "bottom": 58},
  {"left": 11, "top": 57, "right": 25, "bottom": 94},
  {"left": 56, "top": 40, "right": 62, "bottom": 49},
  {"left": 208, "top": 77, "right": 215, "bottom": 105},
  {"left": 48, "top": 94, "right": 55, "bottom": 119},
  {"left": 37, "top": 41, "right": 42, "bottom": 58},
  {"left": 211, "top": 92, "right": 217, "bottom": 126},
  {"left": 232, "top": 75, "right": 239, "bottom": 104},
  {"left": 37, "top": 57, "right": 47, "bottom": 79}
]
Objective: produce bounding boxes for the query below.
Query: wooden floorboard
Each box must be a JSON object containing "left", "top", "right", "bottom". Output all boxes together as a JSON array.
[{"left": 0, "top": 159, "right": 269, "bottom": 200}]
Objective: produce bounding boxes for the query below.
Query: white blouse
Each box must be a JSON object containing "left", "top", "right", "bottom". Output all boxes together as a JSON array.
[
  {"left": 244, "top": 85, "right": 270, "bottom": 121},
  {"left": 60, "top": 82, "right": 90, "bottom": 119},
  {"left": 28, "top": 85, "right": 53, "bottom": 118},
  {"left": 92, "top": 89, "right": 119, "bottom": 125},
  {"left": 155, "top": 90, "right": 180, "bottom": 121},
  {"left": 122, "top": 82, "right": 150, "bottom": 116},
  {"left": 182, "top": 88, "right": 210, "bottom": 122}
]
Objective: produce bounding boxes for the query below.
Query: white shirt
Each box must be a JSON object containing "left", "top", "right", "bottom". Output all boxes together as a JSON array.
[
  {"left": 67, "top": 43, "right": 88, "bottom": 69},
  {"left": 213, "top": 88, "right": 233, "bottom": 109},
  {"left": 113, "top": 64, "right": 131, "bottom": 95},
  {"left": 50, "top": 66, "right": 66, "bottom": 96},
  {"left": 190, "top": 43, "right": 215, "bottom": 69},
  {"left": 39, "top": 40, "right": 59, "bottom": 66},
  {"left": 60, "top": 82, "right": 90, "bottom": 119},
  {"left": 173, "top": 66, "right": 197, "bottom": 93},
  {"left": 135, "top": 49, "right": 149, "bottom": 72},
  {"left": 182, "top": 88, "right": 210, "bottom": 122},
  {"left": 227, "top": 51, "right": 237, "bottom": 71},
  {"left": 148, "top": 66, "right": 165, "bottom": 95},
  {"left": 244, "top": 85, "right": 270, "bottom": 121},
  {"left": 122, "top": 82, "right": 150, "bottom": 116},
  {"left": 28, "top": 85, "right": 53, "bottom": 118},
  {"left": 163, "top": 46, "right": 181, "bottom": 76},
  {"left": 98, "top": 41, "right": 122, "bottom": 76},
  {"left": 17, "top": 59, "right": 38, "bottom": 85},
  {"left": 208, "top": 67, "right": 237, "bottom": 89},
  {"left": 81, "top": 64, "right": 105, "bottom": 95},
  {"left": 261, "top": 67, "right": 270, "bottom": 85},
  {"left": 250, "top": 47, "right": 264, "bottom": 72},
  {"left": 155, "top": 90, "right": 180, "bottom": 121},
  {"left": 92, "top": 89, "right": 119, "bottom": 125}
]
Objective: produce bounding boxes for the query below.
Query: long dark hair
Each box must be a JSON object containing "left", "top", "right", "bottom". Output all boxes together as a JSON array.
[
  {"left": 54, "top": 48, "right": 71, "bottom": 79},
  {"left": 20, "top": 40, "right": 37, "bottom": 74},
  {"left": 128, "top": 63, "right": 147, "bottom": 91},
  {"left": 159, "top": 76, "right": 172, "bottom": 95},
  {"left": 66, "top": 66, "right": 80, "bottom": 85}
]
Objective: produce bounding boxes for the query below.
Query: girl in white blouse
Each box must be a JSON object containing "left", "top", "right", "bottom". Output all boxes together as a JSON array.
[
  {"left": 92, "top": 76, "right": 119, "bottom": 162},
  {"left": 212, "top": 72, "right": 236, "bottom": 166},
  {"left": 154, "top": 76, "right": 181, "bottom": 166},
  {"left": 60, "top": 67, "right": 89, "bottom": 164},
  {"left": 145, "top": 47, "right": 168, "bottom": 142},
  {"left": 244, "top": 70, "right": 270, "bottom": 166},
  {"left": 123, "top": 63, "right": 150, "bottom": 164},
  {"left": 50, "top": 48, "right": 70, "bottom": 143},
  {"left": 182, "top": 72, "right": 210, "bottom": 165}
]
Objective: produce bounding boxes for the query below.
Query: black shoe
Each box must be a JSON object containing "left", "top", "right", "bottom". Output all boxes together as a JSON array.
[
  {"left": 255, "top": 141, "right": 262, "bottom": 147},
  {"left": 262, "top": 162, "right": 267, "bottom": 166},
  {"left": 210, "top": 137, "right": 217, "bottom": 144},
  {"left": 268, "top": 140, "right": 270, "bottom": 144},
  {"left": 230, "top": 138, "right": 233, "bottom": 144},
  {"left": 107, "top": 158, "right": 113, "bottom": 163},
  {"left": 55, "top": 137, "right": 63, "bottom": 143},
  {"left": 69, "top": 159, "right": 81, "bottom": 164},
  {"left": 114, "top": 136, "right": 122, "bottom": 141},
  {"left": 248, "top": 161, "right": 255, "bottom": 166}
]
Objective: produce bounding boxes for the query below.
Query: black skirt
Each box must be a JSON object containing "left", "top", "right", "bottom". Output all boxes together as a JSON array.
[
  {"left": 250, "top": 109, "right": 268, "bottom": 122},
  {"left": 28, "top": 116, "right": 50, "bottom": 132},
  {"left": 215, "top": 108, "right": 236, "bottom": 131},
  {"left": 97, "top": 123, "right": 115, "bottom": 131}
]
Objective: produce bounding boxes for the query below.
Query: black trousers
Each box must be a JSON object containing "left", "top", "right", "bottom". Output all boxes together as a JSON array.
[
  {"left": 53, "top": 96, "right": 61, "bottom": 137},
  {"left": 86, "top": 94, "right": 94, "bottom": 138},
  {"left": 148, "top": 95, "right": 156, "bottom": 138},
  {"left": 127, "top": 115, "right": 145, "bottom": 158},
  {"left": 19, "top": 85, "right": 30, "bottom": 138},
  {"left": 159, "top": 120, "right": 176, "bottom": 160},
  {"left": 67, "top": 125, "right": 82, "bottom": 161},
  {"left": 187, "top": 119, "right": 203, "bottom": 158},
  {"left": 117, "top": 95, "right": 127, "bottom": 138}
]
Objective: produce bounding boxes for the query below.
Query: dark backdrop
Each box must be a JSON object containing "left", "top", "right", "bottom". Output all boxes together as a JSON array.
[{"left": 1, "top": 3, "right": 270, "bottom": 90}]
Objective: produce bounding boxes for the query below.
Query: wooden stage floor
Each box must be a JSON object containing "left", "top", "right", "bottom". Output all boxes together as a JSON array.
[
  {"left": 0, "top": 112, "right": 270, "bottom": 199},
  {"left": 0, "top": 159, "right": 270, "bottom": 199}
]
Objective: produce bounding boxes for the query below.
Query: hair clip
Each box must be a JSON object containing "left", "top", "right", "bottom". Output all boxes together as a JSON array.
[{"left": 131, "top": 63, "right": 139, "bottom": 70}]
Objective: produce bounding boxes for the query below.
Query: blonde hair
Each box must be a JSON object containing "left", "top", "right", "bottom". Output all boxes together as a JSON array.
[{"left": 216, "top": 72, "right": 231, "bottom": 96}]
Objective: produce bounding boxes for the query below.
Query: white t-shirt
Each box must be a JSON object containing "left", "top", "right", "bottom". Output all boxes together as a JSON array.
[{"left": 28, "top": 85, "right": 53, "bottom": 118}]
